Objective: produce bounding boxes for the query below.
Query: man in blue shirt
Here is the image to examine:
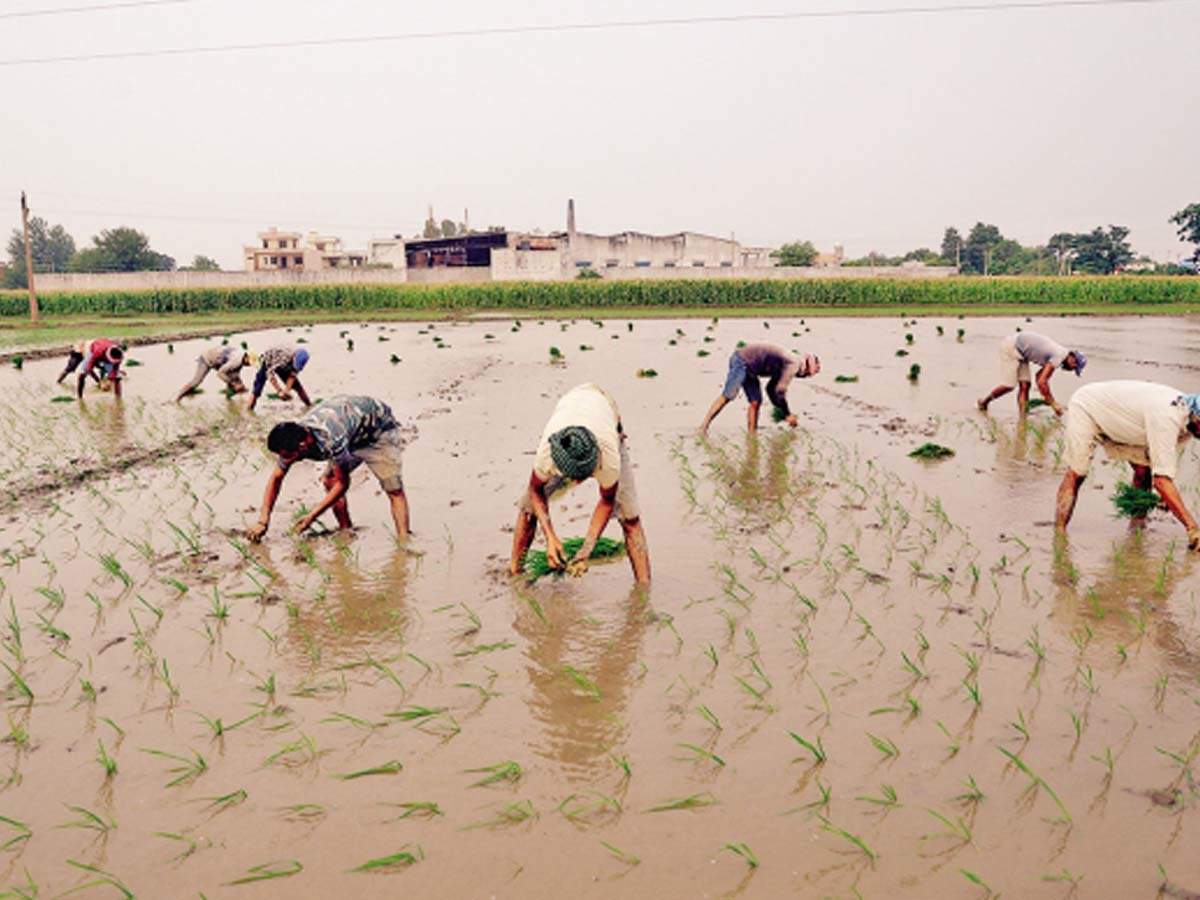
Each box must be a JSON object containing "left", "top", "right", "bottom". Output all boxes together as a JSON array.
[{"left": 247, "top": 395, "right": 409, "bottom": 541}]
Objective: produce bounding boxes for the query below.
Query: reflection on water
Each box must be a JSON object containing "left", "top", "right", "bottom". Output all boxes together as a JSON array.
[
  {"left": 514, "top": 585, "right": 650, "bottom": 780},
  {"left": 276, "top": 541, "right": 411, "bottom": 665},
  {"left": 78, "top": 396, "right": 128, "bottom": 453},
  {"left": 1052, "top": 533, "right": 1200, "bottom": 678}
]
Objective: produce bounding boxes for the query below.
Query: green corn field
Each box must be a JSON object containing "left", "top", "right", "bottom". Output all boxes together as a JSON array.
[{"left": 1, "top": 277, "right": 1198, "bottom": 316}]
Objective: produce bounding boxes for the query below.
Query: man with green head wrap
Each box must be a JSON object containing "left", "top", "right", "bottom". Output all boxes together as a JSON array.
[{"left": 510, "top": 383, "right": 651, "bottom": 584}]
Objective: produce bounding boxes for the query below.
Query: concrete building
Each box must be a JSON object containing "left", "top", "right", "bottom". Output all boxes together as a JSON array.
[{"left": 244, "top": 228, "right": 367, "bottom": 272}]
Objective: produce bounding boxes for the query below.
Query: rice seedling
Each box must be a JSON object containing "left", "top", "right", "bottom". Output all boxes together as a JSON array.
[
  {"left": 648, "top": 792, "right": 718, "bottom": 812},
  {"left": 56, "top": 804, "right": 116, "bottom": 834},
  {"left": 998, "top": 747, "right": 1072, "bottom": 822},
  {"left": 466, "top": 760, "right": 523, "bottom": 788},
  {"left": 908, "top": 443, "right": 954, "bottom": 460},
  {"left": 0, "top": 815, "right": 31, "bottom": 850},
  {"left": 351, "top": 845, "right": 425, "bottom": 872},
  {"left": 522, "top": 536, "right": 624, "bottom": 580},
  {"left": 721, "top": 842, "right": 759, "bottom": 868},
  {"left": 960, "top": 869, "right": 996, "bottom": 896},
  {"left": 907, "top": 363, "right": 921, "bottom": 382},
  {"left": 834, "top": 375, "right": 859, "bottom": 383},
  {"left": 1112, "top": 482, "right": 1160, "bottom": 518},
  {"left": 549, "top": 346, "right": 563, "bottom": 360},
  {"left": 601, "top": 841, "right": 641, "bottom": 866},
  {"left": 697, "top": 704, "right": 722, "bottom": 731},
  {"left": 64, "top": 860, "right": 133, "bottom": 899},
  {"left": 867, "top": 732, "right": 900, "bottom": 758},
  {"left": 563, "top": 666, "right": 601, "bottom": 700},
  {"left": 856, "top": 784, "right": 899, "bottom": 808},
  {"left": 788, "top": 731, "right": 827, "bottom": 764},
  {"left": 677, "top": 743, "right": 726, "bottom": 767},
  {"left": 96, "top": 739, "right": 117, "bottom": 777},
  {"left": 155, "top": 830, "right": 200, "bottom": 862},
  {"left": 98, "top": 552, "right": 132, "bottom": 589},
  {"left": 201, "top": 789, "right": 249, "bottom": 813},
  {"left": 337, "top": 760, "right": 404, "bottom": 780},
  {"left": 636, "top": 368, "right": 658, "bottom": 377},
  {"left": 817, "top": 816, "right": 877, "bottom": 862},
  {"left": 953, "top": 775, "right": 985, "bottom": 805},
  {"left": 140, "top": 747, "right": 208, "bottom": 787},
  {"left": 227, "top": 860, "right": 303, "bottom": 885},
  {"left": 382, "top": 801, "right": 443, "bottom": 821}
]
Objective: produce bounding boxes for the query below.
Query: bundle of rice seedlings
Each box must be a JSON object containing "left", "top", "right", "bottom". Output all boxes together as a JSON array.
[
  {"left": 636, "top": 368, "right": 658, "bottom": 378},
  {"left": 909, "top": 443, "right": 954, "bottom": 460},
  {"left": 1112, "top": 482, "right": 1160, "bottom": 518},
  {"left": 1027, "top": 398, "right": 1049, "bottom": 410},
  {"left": 908, "top": 364, "right": 921, "bottom": 382},
  {"left": 895, "top": 349, "right": 909, "bottom": 357},
  {"left": 523, "top": 537, "right": 625, "bottom": 581},
  {"left": 834, "top": 375, "right": 859, "bottom": 383}
]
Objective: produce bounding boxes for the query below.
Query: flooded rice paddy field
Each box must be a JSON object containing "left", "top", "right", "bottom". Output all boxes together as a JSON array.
[{"left": 0, "top": 314, "right": 1199, "bottom": 898}]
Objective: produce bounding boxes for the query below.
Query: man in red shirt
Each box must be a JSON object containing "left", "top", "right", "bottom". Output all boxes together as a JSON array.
[{"left": 77, "top": 339, "right": 125, "bottom": 399}]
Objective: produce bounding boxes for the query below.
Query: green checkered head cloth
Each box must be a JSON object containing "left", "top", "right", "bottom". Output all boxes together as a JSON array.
[{"left": 549, "top": 426, "right": 599, "bottom": 482}]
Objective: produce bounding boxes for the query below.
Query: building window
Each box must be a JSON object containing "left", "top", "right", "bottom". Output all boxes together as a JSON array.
[
  {"left": 294, "top": 256, "right": 303, "bottom": 266},
  {"left": 664, "top": 260, "right": 676, "bottom": 268},
  {"left": 634, "top": 260, "right": 651, "bottom": 268},
  {"left": 575, "top": 260, "right": 592, "bottom": 268},
  {"left": 720, "top": 261, "right": 733, "bottom": 267},
  {"left": 692, "top": 261, "right": 706, "bottom": 267},
  {"left": 270, "top": 256, "right": 278, "bottom": 265},
  {"left": 262, "top": 240, "right": 268, "bottom": 249},
  {"left": 605, "top": 259, "right": 620, "bottom": 268}
]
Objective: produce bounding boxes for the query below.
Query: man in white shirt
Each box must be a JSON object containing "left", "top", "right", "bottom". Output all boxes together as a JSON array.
[
  {"left": 978, "top": 331, "right": 1087, "bottom": 415},
  {"left": 1056, "top": 380, "right": 1200, "bottom": 546},
  {"left": 509, "top": 383, "right": 651, "bottom": 584}
]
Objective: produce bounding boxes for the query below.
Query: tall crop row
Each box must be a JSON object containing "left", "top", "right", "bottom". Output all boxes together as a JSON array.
[{"left": 1, "top": 277, "right": 1198, "bottom": 317}]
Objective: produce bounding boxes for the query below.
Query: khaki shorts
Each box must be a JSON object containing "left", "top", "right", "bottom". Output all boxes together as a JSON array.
[
  {"left": 519, "top": 433, "right": 641, "bottom": 522},
  {"left": 1063, "top": 404, "right": 1150, "bottom": 476},
  {"left": 998, "top": 334, "right": 1031, "bottom": 388},
  {"left": 324, "top": 428, "right": 405, "bottom": 493}
]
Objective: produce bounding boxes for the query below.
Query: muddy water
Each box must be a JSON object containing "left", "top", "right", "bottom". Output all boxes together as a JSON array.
[{"left": 0, "top": 315, "right": 1198, "bottom": 898}]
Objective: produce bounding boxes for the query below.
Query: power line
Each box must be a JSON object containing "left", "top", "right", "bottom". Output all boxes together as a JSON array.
[
  {"left": 0, "top": 0, "right": 197, "bottom": 21},
  {"left": 0, "top": 0, "right": 1187, "bottom": 66}
]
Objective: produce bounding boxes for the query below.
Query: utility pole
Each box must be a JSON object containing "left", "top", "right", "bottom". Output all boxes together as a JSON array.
[
  {"left": 955, "top": 239, "right": 961, "bottom": 273},
  {"left": 20, "top": 192, "right": 39, "bottom": 323}
]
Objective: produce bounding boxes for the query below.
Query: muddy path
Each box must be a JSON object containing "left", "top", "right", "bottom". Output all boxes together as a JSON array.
[{"left": 0, "top": 316, "right": 1198, "bottom": 898}]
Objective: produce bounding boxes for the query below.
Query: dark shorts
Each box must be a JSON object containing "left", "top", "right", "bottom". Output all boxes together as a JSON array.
[{"left": 722, "top": 352, "right": 761, "bottom": 403}]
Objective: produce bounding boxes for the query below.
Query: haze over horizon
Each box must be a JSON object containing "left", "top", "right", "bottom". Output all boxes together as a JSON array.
[{"left": 4, "top": 0, "right": 1197, "bottom": 268}]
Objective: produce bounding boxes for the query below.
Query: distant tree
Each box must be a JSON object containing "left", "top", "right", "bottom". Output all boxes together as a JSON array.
[
  {"left": 4, "top": 217, "right": 76, "bottom": 287},
  {"left": 70, "top": 227, "right": 175, "bottom": 273},
  {"left": 1046, "top": 232, "right": 1076, "bottom": 275},
  {"left": 422, "top": 215, "right": 439, "bottom": 239},
  {"left": 902, "top": 247, "right": 943, "bottom": 265},
  {"left": 183, "top": 255, "right": 220, "bottom": 271},
  {"left": 772, "top": 240, "right": 818, "bottom": 267},
  {"left": 939, "top": 227, "right": 962, "bottom": 266},
  {"left": 1070, "top": 225, "right": 1134, "bottom": 275},
  {"left": 440, "top": 219, "right": 458, "bottom": 238},
  {"left": 962, "top": 222, "right": 1003, "bottom": 275},
  {"left": 1170, "top": 203, "right": 1200, "bottom": 263}
]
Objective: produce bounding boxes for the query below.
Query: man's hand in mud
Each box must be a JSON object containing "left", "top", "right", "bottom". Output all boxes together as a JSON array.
[
  {"left": 278, "top": 391, "right": 292, "bottom": 402},
  {"left": 566, "top": 558, "right": 590, "bottom": 578},
  {"left": 292, "top": 514, "right": 316, "bottom": 536},
  {"left": 246, "top": 521, "right": 269, "bottom": 543},
  {"left": 545, "top": 535, "right": 567, "bottom": 570},
  {"left": 1052, "top": 402, "right": 1065, "bottom": 417},
  {"left": 785, "top": 414, "right": 799, "bottom": 428},
  {"left": 1188, "top": 528, "right": 1200, "bottom": 551}
]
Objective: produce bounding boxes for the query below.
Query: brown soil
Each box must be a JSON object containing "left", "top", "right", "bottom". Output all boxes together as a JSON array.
[{"left": 0, "top": 315, "right": 1198, "bottom": 898}]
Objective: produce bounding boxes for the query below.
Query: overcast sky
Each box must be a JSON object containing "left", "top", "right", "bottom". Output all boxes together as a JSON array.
[{"left": 3, "top": 0, "right": 1197, "bottom": 268}]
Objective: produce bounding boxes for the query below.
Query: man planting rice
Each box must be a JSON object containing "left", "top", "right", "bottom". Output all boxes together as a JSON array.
[
  {"left": 174, "top": 346, "right": 258, "bottom": 402},
  {"left": 978, "top": 330, "right": 1087, "bottom": 415},
  {"left": 698, "top": 343, "right": 820, "bottom": 436},
  {"left": 1055, "top": 381, "right": 1200, "bottom": 545},
  {"left": 247, "top": 345, "right": 312, "bottom": 412},
  {"left": 510, "top": 383, "right": 651, "bottom": 584},
  {"left": 247, "top": 395, "right": 410, "bottom": 541},
  {"left": 70, "top": 339, "right": 125, "bottom": 399}
]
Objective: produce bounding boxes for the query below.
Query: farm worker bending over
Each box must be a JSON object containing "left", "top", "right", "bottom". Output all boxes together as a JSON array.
[
  {"left": 1055, "top": 381, "right": 1200, "bottom": 545},
  {"left": 247, "top": 395, "right": 410, "bottom": 541},
  {"left": 57, "top": 340, "right": 100, "bottom": 386},
  {"left": 698, "top": 343, "right": 820, "bottom": 435},
  {"left": 247, "top": 345, "right": 312, "bottom": 411},
  {"left": 978, "top": 331, "right": 1087, "bottom": 416},
  {"left": 174, "top": 346, "right": 258, "bottom": 402},
  {"left": 510, "top": 383, "right": 651, "bottom": 584},
  {"left": 75, "top": 339, "right": 124, "bottom": 399}
]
